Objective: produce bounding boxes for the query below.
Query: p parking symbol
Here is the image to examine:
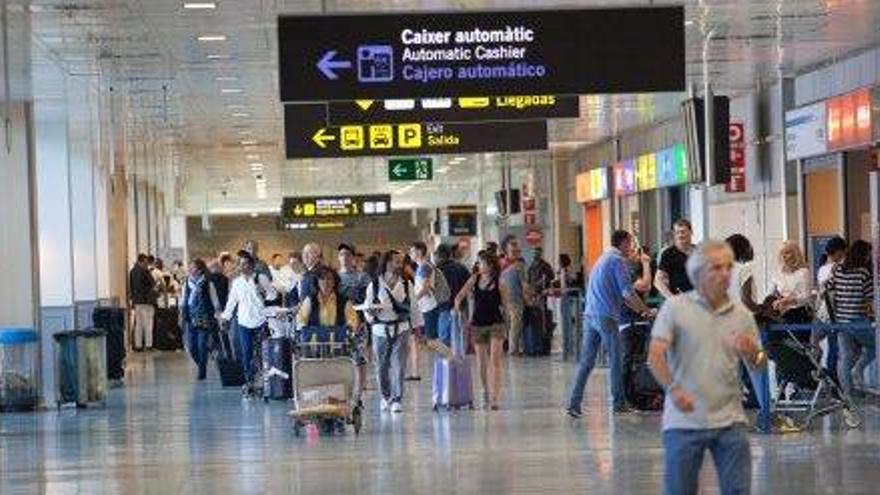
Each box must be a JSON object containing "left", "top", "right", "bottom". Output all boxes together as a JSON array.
[{"left": 398, "top": 124, "right": 422, "bottom": 149}]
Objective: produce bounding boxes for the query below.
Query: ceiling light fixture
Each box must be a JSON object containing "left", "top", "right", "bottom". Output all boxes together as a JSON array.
[
  {"left": 216, "top": 76, "right": 238, "bottom": 82},
  {"left": 249, "top": 162, "right": 264, "bottom": 169},
  {"left": 221, "top": 88, "right": 243, "bottom": 94},
  {"left": 240, "top": 139, "right": 258, "bottom": 145},
  {"left": 231, "top": 112, "right": 250, "bottom": 118},
  {"left": 183, "top": 2, "right": 216, "bottom": 10},
  {"left": 207, "top": 54, "right": 230, "bottom": 60},
  {"left": 197, "top": 34, "right": 227, "bottom": 42},
  {"left": 246, "top": 154, "right": 260, "bottom": 160}
]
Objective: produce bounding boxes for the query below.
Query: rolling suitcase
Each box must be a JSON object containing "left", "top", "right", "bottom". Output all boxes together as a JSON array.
[
  {"left": 262, "top": 337, "right": 292, "bottom": 400},
  {"left": 153, "top": 307, "right": 183, "bottom": 351},
  {"left": 432, "top": 313, "right": 473, "bottom": 410},
  {"left": 620, "top": 322, "right": 663, "bottom": 411},
  {"left": 93, "top": 307, "right": 126, "bottom": 380},
  {"left": 215, "top": 330, "right": 245, "bottom": 387}
]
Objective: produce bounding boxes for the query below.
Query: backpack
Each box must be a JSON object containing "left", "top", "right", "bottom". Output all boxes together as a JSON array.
[
  {"left": 432, "top": 263, "right": 452, "bottom": 305},
  {"left": 371, "top": 276, "right": 411, "bottom": 323}
]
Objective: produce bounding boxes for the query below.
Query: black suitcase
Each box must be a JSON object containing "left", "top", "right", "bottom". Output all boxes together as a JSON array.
[
  {"left": 153, "top": 307, "right": 183, "bottom": 351},
  {"left": 93, "top": 307, "right": 126, "bottom": 380},
  {"left": 215, "top": 331, "right": 245, "bottom": 387},
  {"left": 620, "top": 322, "right": 663, "bottom": 411},
  {"left": 262, "top": 337, "right": 292, "bottom": 400}
]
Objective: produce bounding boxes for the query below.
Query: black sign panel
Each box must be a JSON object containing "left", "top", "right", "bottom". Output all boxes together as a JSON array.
[
  {"left": 281, "top": 195, "right": 391, "bottom": 225},
  {"left": 285, "top": 103, "right": 547, "bottom": 159},
  {"left": 278, "top": 8, "right": 685, "bottom": 102},
  {"left": 326, "top": 95, "right": 579, "bottom": 125},
  {"left": 447, "top": 205, "right": 478, "bottom": 236}
]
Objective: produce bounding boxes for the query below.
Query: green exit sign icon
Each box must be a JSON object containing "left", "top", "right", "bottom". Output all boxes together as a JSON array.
[{"left": 389, "top": 158, "right": 433, "bottom": 182}]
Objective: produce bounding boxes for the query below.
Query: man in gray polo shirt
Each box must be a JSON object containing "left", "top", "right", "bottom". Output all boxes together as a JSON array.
[{"left": 648, "top": 239, "right": 767, "bottom": 495}]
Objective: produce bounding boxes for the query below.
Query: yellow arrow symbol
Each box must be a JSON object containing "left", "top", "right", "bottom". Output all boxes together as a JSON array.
[
  {"left": 312, "top": 128, "right": 336, "bottom": 148},
  {"left": 355, "top": 99, "right": 375, "bottom": 111}
]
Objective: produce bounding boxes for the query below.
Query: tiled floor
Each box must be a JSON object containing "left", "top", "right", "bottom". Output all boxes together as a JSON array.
[{"left": 1, "top": 350, "right": 879, "bottom": 494}]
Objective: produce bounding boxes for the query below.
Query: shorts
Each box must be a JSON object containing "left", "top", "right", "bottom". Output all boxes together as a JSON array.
[
  {"left": 422, "top": 307, "right": 440, "bottom": 340},
  {"left": 471, "top": 324, "right": 506, "bottom": 345}
]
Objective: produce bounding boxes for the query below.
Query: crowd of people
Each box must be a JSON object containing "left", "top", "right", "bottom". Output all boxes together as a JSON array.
[{"left": 128, "top": 222, "right": 877, "bottom": 494}]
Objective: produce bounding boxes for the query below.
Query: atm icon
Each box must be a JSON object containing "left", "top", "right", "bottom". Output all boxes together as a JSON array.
[{"left": 357, "top": 45, "right": 394, "bottom": 83}]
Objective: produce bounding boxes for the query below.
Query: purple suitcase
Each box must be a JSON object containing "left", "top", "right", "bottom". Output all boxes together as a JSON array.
[{"left": 432, "top": 313, "right": 473, "bottom": 410}]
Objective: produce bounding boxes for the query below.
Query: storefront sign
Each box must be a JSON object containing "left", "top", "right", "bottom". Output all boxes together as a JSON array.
[
  {"left": 281, "top": 195, "right": 391, "bottom": 224},
  {"left": 278, "top": 8, "right": 685, "bottom": 102},
  {"left": 726, "top": 122, "right": 746, "bottom": 193},
  {"left": 447, "top": 204, "right": 478, "bottom": 236},
  {"left": 575, "top": 167, "right": 608, "bottom": 203},
  {"left": 636, "top": 153, "right": 657, "bottom": 191},
  {"left": 285, "top": 103, "right": 547, "bottom": 158},
  {"left": 613, "top": 159, "right": 637, "bottom": 195},
  {"left": 827, "top": 87, "right": 871, "bottom": 152},
  {"left": 325, "top": 95, "right": 579, "bottom": 125},
  {"left": 614, "top": 144, "right": 688, "bottom": 195},
  {"left": 656, "top": 143, "right": 689, "bottom": 187},
  {"left": 785, "top": 102, "right": 826, "bottom": 160}
]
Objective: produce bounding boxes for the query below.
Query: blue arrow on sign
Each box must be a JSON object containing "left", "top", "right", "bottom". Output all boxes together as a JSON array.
[{"left": 317, "top": 50, "right": 352, "bottom": 80}]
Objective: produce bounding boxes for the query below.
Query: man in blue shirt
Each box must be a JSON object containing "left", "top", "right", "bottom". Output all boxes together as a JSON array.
[{"left": 565, "top": 230, "right": 657, "bottom": 417}]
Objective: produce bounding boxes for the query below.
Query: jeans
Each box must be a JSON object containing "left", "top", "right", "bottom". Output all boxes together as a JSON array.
[
  {"left": 186, "top": 324, "right": 211, "bottom": 379},
  {"left": 838, "top": 325, "right": 877, "bottom": 395},
  {"left": 663, "top": 426, "right": 751, "bottom": 495},
  {"left": 373, "top": 329, "right": 410, "bottom": 402},
  {"left": 437, "top": 310, "right": 453, "bottom": 348},
  {"left": 567, "top": 315, "right": 624, "bottom": 411},
  {"left": 238, "top": 325, "right": 262, "bottom": 382},
  {"left": 506, "top": 303, "right": 525, "bottom": 354}
]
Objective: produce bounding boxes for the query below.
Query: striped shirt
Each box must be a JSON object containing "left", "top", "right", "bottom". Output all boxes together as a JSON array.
[{"left": 828, "top": 266, "right": 873, "bottom": 322}]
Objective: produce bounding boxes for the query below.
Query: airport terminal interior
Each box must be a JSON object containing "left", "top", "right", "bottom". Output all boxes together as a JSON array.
[{"left": 2, "top": 0, "right": 880, "bottom": 493}]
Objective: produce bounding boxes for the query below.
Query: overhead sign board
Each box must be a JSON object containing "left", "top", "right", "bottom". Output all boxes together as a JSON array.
[
  {"left": 827, "top": 87, "right": 871, "bottom": 152},
  {"left": 785, "top": 102, "right": 827, "bottom": 161},
  {"left": 447, "top": 204, "right": 478, "bottom": 236},
  {"left": 278, "top": 8, "right": 685, "bottom": 102},
  {"left": 281, "top": 220, "right": 348, "bottom": 231},
  {"left": 285, "top": 104, "right": 548, "bottom": 159},
  {"left": 325, "top": 95, "right": 579, "bottom": 125},
  {"left": 281, "top": 195, "right": 391, "bottom": 225},
  {"left": 389, "top": 157, "right": 432, "bottom": 181},
  {"left": 575, "top": 167, "right": 608, "bottom": 203}
]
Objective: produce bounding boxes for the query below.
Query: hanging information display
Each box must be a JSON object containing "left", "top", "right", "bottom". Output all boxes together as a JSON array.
[
  {"left": 447, "top": 205, "right": 478, "bottom": 236},
  {"left": 285, "top": 103, "right": 547, "bottom": 158},
  {"left": 278, "top": 8, "right": 685, "bottom": 102},
  {"left": 280, "top": 195, "right": 391, "bottom": 227},
  {"left": 324, "top": 95, "right": 579, "bottom": 124}
]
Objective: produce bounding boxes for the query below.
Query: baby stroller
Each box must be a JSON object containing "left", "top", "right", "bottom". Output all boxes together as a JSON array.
[
  {"left": 289, "top": 326, "right": 364, "bottom": 436},
  {"left": 768, "top": 324, "right": 861, "bottom": 430}
]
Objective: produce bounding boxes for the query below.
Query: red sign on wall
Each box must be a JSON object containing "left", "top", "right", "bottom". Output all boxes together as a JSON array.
[
  {"left": 726, "top": 122, "right": 746, "bottom": 193},
  {"left": 827, "top": 87, "right": 871, "bottom": 152}
]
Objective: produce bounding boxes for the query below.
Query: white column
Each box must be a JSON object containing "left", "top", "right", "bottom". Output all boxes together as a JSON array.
[{"left": 68, "top": 78, "right": 98, "bottom": 308}]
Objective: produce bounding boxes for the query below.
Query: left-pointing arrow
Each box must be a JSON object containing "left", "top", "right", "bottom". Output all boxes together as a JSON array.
[
  {"left": 312, "top": 128, "right": 336, "bottom": 148},
  {"left": 317, "top": 50, "right": 352, "bottom": 80},
  {"left": 392, "top": 163, "right": 407, "bottom": 177}
]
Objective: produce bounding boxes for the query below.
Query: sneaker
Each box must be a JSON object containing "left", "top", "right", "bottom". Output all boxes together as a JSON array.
[
  {"left": 564, "top": 408, "right": 583, "bottom": 419},
  {"left": 380, "top": 398, "right": 390, "bottom": 412},
  {"left": 391, "top": 401, "right": 403, "bottom": 413}
]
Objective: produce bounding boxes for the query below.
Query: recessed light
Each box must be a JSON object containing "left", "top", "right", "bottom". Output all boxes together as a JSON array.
[
  {"left": 197, "top": 34, "right": 226, "bottom": 42},
  {"left": 231, "top": 112, "right": 250, "bottom": 117},
  {"left": 249, "top": 162, "right": 264, "bottom": 169},
  {"left": 221, "top": 88, "right": 243, "bottom": 94},
  {"left": 246, "top": 154, "right": 260, "bottom": 160},
  {"left": 227, "top": 105, "right": 246, "bottom": 110},
  {"left": 207, "top": 54, "right": 230, "bottom": 60},
  {"left": 216, "top": 76, "right": 238, "bottom": 82},
  {"left": 240, "top": 139, "right": 257, "bottom": 145},
  {"left": 183, "top": 2, "right": 216, "bottom": 10},
  {"left": 250, "top": 212, "right": 259, "bottom": 218}
]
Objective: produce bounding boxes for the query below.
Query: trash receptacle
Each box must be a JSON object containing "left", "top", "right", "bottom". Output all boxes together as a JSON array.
[
  {"left": 53, "top": 329, "right": 108, "bottom": 408},
  {"left": 0, "top": 328, "right": 40, "bottom": 412}
]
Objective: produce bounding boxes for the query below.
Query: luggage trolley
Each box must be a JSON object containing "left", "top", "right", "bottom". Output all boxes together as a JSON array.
[
  {"left": 261, "top": 306, "right": 296, "bottom": 403},
  {"left": 289, "top": 326, "right": 364, "bottom": 436}
]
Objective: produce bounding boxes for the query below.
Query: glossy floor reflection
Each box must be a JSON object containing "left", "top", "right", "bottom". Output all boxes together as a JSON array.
[{"left": 1, "top": 350, "right": 879, "bottom": 494}]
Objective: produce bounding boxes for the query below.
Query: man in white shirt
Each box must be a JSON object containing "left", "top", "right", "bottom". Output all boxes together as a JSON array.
[
  {"left": 220, "top": 252, "right": 267, "bottom": 390},
  {"left": 364, "top": 250, "right": 422, "bottom": 414}
]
